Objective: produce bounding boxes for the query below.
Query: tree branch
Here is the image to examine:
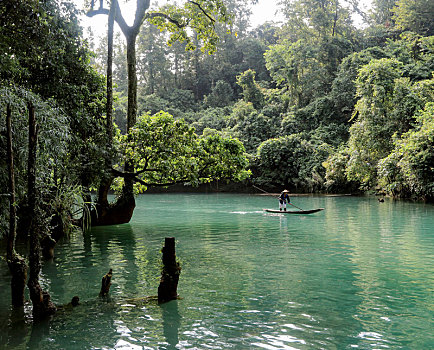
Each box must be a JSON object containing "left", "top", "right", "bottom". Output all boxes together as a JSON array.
[
  {"left": 134, "top": 0, "right": 151, "bottom": 29},
  {"left": 111, "top": 167, "right": 162, "bottom": 178},
  {"left": 114, "top": 168, "right": 235, "bottom": 188},
  {"left": 145, "top": 12, "right": 187, "bottom": 28},
  {"left": 133, "top": 176, "right": 191, "bottom": 187},
  {"left": 145, "top": 0, "right": 216, "bottom": 28},
  {"left": 187, "top": 1, "right": 216, "bottom": 23},
  {"left": 112, "top": 0, "right": 130, "bottom": 35},
  {"left": 86, "top": 8, "right": 110, "bottom": 17},
  {"left": 85, "top": 0, "right": 131, "bottom": 37}
]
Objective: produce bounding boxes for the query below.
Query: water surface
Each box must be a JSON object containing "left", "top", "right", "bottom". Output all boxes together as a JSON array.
[{"left": 0, "top": 194, "right": 433, "bottom": 349}]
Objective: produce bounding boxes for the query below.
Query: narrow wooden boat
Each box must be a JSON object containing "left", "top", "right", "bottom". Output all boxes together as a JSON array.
[{"left": 264, "top": 208, "right": 324, "bottom": 214}]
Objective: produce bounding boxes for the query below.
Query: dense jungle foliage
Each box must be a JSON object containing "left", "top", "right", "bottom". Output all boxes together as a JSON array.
[
  {"left": 89, "top": 0, "right": 433, "bottom": 200},
  {"left": 1, "top": 0, "right": 250, "bottom": 235}
]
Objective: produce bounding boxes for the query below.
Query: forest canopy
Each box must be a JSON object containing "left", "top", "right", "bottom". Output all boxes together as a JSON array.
[{"left": 83, "top": 0, "right": 433, "bottom": 200}]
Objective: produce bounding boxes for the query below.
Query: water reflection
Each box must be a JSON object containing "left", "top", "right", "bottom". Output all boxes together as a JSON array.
[
  {"left": 28, "top": 317, "right": 50, "bottom": 350},
  {"left": 161, "top": 301, "right": 181, "bottom": 350},
  {"left": 2, "top": 307, "right": 29, "bottom": 349},
  {"left": 91, "top": 224, "right": 143, "bottom": 297},
  {"left": 279, "top": 215, "right": 288, "bottom": 233}
]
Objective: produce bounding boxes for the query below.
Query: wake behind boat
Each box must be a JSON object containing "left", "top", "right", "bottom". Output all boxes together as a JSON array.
[{"left": 264, "top": 208, "right": 324, "bottom": 214}]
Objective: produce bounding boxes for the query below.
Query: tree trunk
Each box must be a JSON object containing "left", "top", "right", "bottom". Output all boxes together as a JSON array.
[
  {"left": 5, "top": 103, "right": 28, "bottom": 308},
  {"left": 97, "top": 178, "right": 112, "bottom": 209},
  {"left": 193, "top": 32, "right": 200, "bottom": 101},
  {"left": 148, "top": 26, "right": 155, "bottom": 94},
  {"left": 89, "top": 0, "right": 150, "bottom": 226},
  {"left": 9, "top": 256, "right": 28, "bottom": 307},
  {"left": 174, "top": 51, "right": 179, "bottom": 88},
  {"left": 122, "top": 31, "right": 138, "bottom": 201},
  {"left": 332, "top": 0, "right": 338, "bottom": 37},
  {"left": 158, "top": 237, "right": 181, "bottom": 303},
  {"left": 92, "top": 193, "right": 136, "bottom": 226},
  {"left": 103, "top": 25, "right": 140, "bottom": 224},
  {"left": 106, "top": 1, "right": 115, "bottom": 146},
  {"left": 26, "top": 104, "right": 56, "bottom": 319},
  {"left": 96, "top": 0, "right": 116, "bottom": 213},
  {"left": 126, "top": 32, "right": 138, "bottom": 132}
]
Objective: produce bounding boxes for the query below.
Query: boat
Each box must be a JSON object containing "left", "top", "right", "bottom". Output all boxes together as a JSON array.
[{"left": 264, "top": 208, "right": 324, "bottom": 214}]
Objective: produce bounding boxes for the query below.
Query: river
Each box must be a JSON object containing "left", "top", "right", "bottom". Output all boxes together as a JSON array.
[{"left": 0, "top": 194, "right": 433, "bottom": 349}]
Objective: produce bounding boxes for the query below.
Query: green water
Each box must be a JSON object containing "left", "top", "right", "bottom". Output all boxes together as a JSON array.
[{"left": 1, "top": 194, "right": 433, "bottom": 349}]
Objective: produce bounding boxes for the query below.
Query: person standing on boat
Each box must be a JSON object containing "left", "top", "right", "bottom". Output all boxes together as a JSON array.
[{"left": 279, "top": 190, "right": 291, "bottom": 211}]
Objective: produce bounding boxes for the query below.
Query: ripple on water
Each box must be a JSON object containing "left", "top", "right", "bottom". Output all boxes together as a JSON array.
[{"left": 251, "top": 333, "right": 307, "bottom": 349}]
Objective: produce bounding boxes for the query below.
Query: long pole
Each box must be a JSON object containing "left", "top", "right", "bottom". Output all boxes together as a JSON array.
[{"left": 252, "top": 185, "right": 304, "bottom": 211}]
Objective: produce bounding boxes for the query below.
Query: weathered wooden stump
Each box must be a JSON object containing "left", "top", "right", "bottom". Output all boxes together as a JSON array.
[
  {"left": 158, "top": 237, "right": 181, "bottom": 303},
  {"left": 99, "top": 269, "right": 113, "bottom": 297}
]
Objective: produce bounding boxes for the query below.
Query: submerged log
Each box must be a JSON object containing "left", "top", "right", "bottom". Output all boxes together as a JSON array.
[
  {"left": 158, "top": 237, "right": 181, "bottom": 303},
  {"left": 99, "top": 269, "right": 113, "bottom": 297}
]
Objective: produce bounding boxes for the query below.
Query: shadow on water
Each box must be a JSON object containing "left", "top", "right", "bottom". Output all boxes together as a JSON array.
[
  {"left": 89, "top": 223, "right": 147, "bottom": 298},
  {"left": 26, "top": 298, "right": 121, "bottom": 350},
  {"left": 1, "top": 307, "right": 29, "bottom": 349},
  {"left": 0, "top": 304, "right": 57, "bottom": 350}
]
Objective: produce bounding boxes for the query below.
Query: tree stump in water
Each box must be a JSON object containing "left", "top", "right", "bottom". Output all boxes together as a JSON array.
[
  {"left": 158, "top": 237, "right": 181, "bottom": 303},
  {"left": 70, "top": 296, "right": 80, "bottom": 307},
  {"left": 99, "top": 269, "right": 113, "bottom": 297}
]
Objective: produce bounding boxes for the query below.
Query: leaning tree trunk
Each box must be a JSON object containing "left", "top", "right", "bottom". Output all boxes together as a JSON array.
[
  {"left": 5, "top": 103, "right": 28, "bottom": 307},
  {"left": 90, "top": 0, "right": 149, "bottom": 226},
  {"left": 26, "top": 104, "right": 56, "bottom": 319}
]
